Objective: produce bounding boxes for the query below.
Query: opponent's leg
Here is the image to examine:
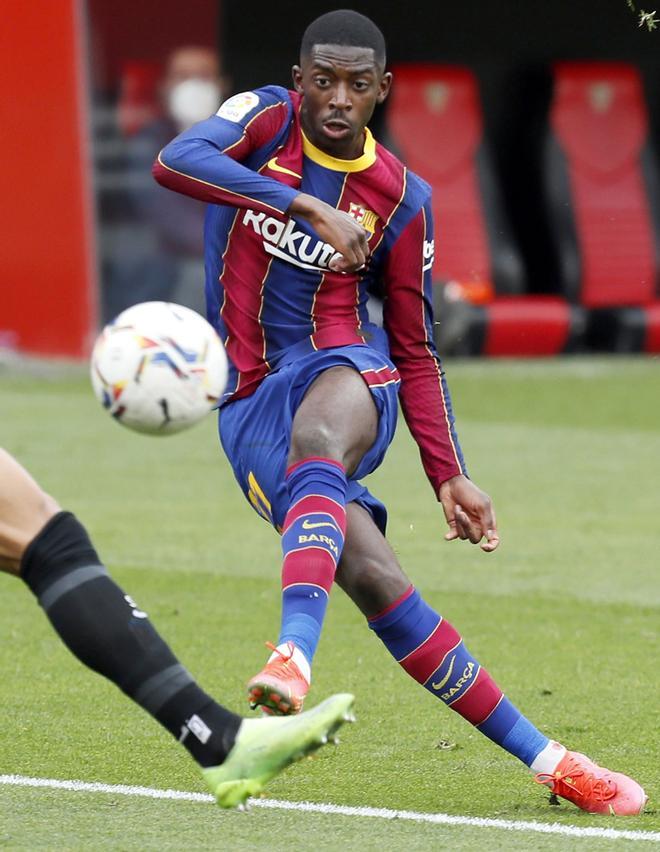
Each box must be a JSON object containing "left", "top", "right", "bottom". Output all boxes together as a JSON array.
[
  {"left": 1, "top": 449, "right": 355, "bottom": 807},
  {"left": 248, "top": 367, "right": 377, "bottom": 714},
  {"left": 335, "top": 502, "right": 646, "bottom": 815},
  {"left": 0, "top": 448, "right": 60, "bottom": 575},
  {"left": 19, "top": 510, "right": 241, "bottom": 768}
]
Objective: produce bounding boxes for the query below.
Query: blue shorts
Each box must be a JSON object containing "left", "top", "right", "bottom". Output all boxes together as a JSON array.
[{"left": 218, "top": 345, "right": 400, "bottom": 533}]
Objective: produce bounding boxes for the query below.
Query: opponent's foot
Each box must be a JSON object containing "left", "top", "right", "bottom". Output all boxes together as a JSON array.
[
  {"left": 535, "top": 750, "right": 647, "bottom": 815},
  {"left": 248, "top": 641, "right": 310, "bottom": 715},
  {"left": 202, "top": 693, "right": 355, "bottom": 808}
]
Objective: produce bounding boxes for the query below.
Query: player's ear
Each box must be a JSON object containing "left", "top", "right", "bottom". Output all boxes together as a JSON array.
[
  {"left": 376, "top": 71, "right": 392, "bottom": 105},
  {"left": 292, "top": 65, "right": 304, "bottom": 93}
]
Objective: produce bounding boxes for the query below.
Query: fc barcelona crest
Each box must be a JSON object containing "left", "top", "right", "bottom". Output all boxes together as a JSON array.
[{"left": 348, "top": 202, "right": 378, "bottom": 236}]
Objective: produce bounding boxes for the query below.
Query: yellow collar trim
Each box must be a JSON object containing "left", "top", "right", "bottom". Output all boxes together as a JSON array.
[{"left": 302, "top": 127, "right": 376, "bottom": 172}]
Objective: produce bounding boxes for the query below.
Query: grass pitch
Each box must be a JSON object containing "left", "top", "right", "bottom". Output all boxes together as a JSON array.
[{"left": 0, "top": 356, "right": 658, "bottom": 849}]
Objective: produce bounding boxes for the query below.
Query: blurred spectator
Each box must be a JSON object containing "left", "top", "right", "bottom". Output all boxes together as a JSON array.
[{"left": 103, "top": 46, "right": 228, "bottom": 321}]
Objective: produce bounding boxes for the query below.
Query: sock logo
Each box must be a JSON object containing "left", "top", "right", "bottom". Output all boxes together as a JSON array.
[
  {"left": 124, "top": 594, "right": 148, "bottom": 619},
  {"left": 424, "top": 641, "right": 481, "bottom": 704},
  {"left": 185, "top": 714, "right": 212, "bottom": 744},
  {"left": 440, "top": 660, "right": 476, "bottom": 702},
  {"left": 431, "top": 654, "right": 456, "bottom": 691},
  {"left": 301, "top": 519, "right": 337, "bottom": 531},
  {"left": 298, "top": 533, "right": 339, "bottom": 557}
]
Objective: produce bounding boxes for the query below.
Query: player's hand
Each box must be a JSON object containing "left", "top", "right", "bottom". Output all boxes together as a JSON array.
[
  {"left": 438, "top": 474, "right": 499, "bottom": 552},
  {"left": 288, "top": 193, "right": 369, "bottom": 272}
]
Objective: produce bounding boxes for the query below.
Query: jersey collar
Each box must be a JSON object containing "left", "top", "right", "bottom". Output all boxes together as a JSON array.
[{"left": 301, "top": 127, "right": 376, "bottom": 173}]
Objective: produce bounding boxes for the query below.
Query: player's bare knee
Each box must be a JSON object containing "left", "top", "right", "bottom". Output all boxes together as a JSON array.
[
  {"left": 0, "top": 491, "right": 60, "bottom": 575},
  {"left": 39, "top": 491, "right": 61, "bottom": 525},
  {"left": 24, "top": 489, "right": 61, "bottom": 543},
  {"left": 336, "top": 552, "right": 408, "bottom": 616},
  {"left": 358, "top": 554, "right": 406, "bottom": 593},
  {"left": 289, "top": 421, "right": 339, "bottom": 464}
]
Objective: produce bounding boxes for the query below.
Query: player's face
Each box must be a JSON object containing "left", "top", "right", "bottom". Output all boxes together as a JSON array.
[{"left": 293, "top": 45, "right": 391, "bottom": 159}]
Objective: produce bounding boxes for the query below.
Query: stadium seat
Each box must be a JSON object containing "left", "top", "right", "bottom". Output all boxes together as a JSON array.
[
  {"left": 543, "top": 62, "right": 660, "bottom": 352},
  {"left": 386, "top": 63, "right": 585, "bottom": 356}
]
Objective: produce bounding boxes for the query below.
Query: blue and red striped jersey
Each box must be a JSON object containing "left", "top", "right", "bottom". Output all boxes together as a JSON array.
[{"left": 153, "top": 86, "right": 466, "bottom": 491}]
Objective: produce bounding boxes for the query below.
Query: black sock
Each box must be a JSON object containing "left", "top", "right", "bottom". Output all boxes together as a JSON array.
[{"left": 21, "top": 511, "right": 241, "bottom": 767}]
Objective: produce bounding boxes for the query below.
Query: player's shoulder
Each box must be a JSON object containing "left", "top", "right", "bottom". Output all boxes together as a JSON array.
[
  {"left": 215, "top": 85, "right": 293, "bottom": 125},
  {"left": 404, "top": 168, "right": 432, "bottom": 206},
  {"left": 374, "top": 140, "right": 432, "bottom": 207}
]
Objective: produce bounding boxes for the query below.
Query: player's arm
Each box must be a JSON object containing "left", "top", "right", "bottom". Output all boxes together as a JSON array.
[
  {"left": 288, "top": 195, "right": 370, "bottom": 272},
  {"left": 153, "top": 89, "right": 298, "bottom": 216},
  {"left": 152, "top": 89, "right": 369, "bottom": 271},
  {"left": 382, "top": 201, "right": 499, "bottom": 552}
]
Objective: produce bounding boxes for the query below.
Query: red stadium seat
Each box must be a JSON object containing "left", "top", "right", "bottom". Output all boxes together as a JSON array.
[
  {"left": 544, "top": 62, "right": 660, "bottom": 351},
  {"left": 387, "top": 64, "right": 585, "bottom": 356},
  {"left": 387, "top": 65, "right": 498, "bottom": 297},
  {"left": 482, "top": 297, "right": 576, "bottom": 357}
]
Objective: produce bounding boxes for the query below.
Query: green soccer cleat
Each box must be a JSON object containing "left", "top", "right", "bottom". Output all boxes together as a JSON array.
[{"left": 202, "top": 693, "right": 355, "bottom": 808}]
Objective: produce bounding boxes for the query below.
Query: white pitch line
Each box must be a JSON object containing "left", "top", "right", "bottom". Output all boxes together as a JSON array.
[{"left": 1, "top": 774, "right": 658, "bottom": 844}]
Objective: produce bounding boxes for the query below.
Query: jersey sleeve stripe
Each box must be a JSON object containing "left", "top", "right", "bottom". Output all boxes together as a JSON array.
[
  {"left": 155, "top": 153, "right": 288, "bottom": 215},
  {"left": 420, "top": 206, "right": 464, "bottom": 475},
  {"left": 221, "top": 102, "right": 288, "bottom": 156}
]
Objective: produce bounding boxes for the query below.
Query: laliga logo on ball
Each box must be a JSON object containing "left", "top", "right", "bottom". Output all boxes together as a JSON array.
[{"left": 90, "top": 301, "right": 228, "bottom": 435}]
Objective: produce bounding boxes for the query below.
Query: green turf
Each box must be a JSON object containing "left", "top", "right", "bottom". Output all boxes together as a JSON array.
[{"left": 1, "top": 357, "right": 659, "bottom": 849}]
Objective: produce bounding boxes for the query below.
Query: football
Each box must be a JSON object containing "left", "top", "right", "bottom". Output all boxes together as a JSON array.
[{"left": 90, "top": 301, "right": 228, "bottom": 435}]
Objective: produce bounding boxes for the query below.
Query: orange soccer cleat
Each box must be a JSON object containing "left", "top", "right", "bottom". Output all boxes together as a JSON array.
[
  {"left": 535, "top": 751, "right": 647, "bottom": 815},
  {"left": 247, "top": 642, "right": 310, "bottom": 715}
]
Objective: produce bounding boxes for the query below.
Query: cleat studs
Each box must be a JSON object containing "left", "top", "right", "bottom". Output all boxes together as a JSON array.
[
  {"left": 319, "top": 734, "right": 328, "bottom": 744},
  {"left": 330, "top": 735, "right": 340, "bottom": 745}
]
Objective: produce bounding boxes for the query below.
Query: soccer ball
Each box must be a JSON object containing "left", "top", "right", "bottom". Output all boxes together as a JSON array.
[{"left": 90, "top": 301, "right": 228, "bottom": 435}]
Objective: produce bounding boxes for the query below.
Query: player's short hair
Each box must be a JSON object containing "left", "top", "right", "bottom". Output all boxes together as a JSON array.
[{"left": 301, "top": 10, "right": 386, "bottom": 67}]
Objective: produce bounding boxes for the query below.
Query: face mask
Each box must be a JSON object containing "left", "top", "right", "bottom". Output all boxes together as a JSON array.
[{"left": 167, "top": 78, "right": 222, "bottom": 129}]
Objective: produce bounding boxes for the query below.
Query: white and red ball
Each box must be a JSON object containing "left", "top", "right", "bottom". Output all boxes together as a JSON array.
[{"left": 90, "top": 301, "right": 227, "bottom": 435}]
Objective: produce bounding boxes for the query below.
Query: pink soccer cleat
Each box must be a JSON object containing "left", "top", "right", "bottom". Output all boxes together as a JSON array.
[
  {"left": 247, "top": 641, "right": 310, "bottom": 715},
  {"left": 535, "top": 750, "right": 647, "bottom": 815}
]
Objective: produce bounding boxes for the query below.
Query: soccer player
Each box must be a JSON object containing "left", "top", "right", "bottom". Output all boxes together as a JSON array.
[
  {"left": 0, "top": 448, "right": 354, "bottom": 808},
  {"left": 153, "top": 10, "right": 646, "bottom": 815}
]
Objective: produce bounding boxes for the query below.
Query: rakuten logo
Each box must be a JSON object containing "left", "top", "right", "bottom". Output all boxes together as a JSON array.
[{"left": 242, "top": 210, "right": 342, "bottom": 271}]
